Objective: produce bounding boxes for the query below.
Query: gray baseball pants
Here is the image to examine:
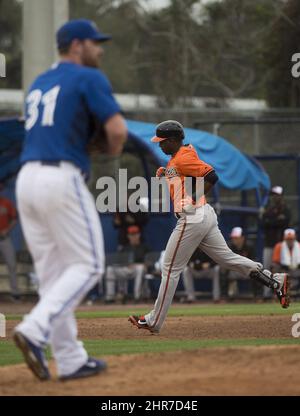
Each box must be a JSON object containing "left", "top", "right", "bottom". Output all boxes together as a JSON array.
[{"left": 145, "top": 203, "right": 262, "bottom": 332}]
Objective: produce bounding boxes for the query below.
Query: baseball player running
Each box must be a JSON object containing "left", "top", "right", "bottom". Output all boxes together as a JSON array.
[
  {"left": 129, "top": 120, "right": 290, "bottom": 333},
  {"left": 13, "top": 19, "right": 127, "bottom": 380}
]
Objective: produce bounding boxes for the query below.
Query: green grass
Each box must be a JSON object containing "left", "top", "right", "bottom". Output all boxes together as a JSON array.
[
  {"left": 0, "top": 337, "right": 299, "bottom": 367},
  {"left": 4, "top": 302, "right": 300, "bottom": 321},
  {"left": 1, "top": 302, "right": 299, "bottom": 367},
  {"left": 81, "top": 338, "right": 300, "bottom": 356},
  {"left": 73, "top": 302, "right": 300, "bottom": 319}
]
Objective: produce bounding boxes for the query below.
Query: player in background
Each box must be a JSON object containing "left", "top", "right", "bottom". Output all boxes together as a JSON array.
[
  {"left": 129, "top": 120, "right": 290, "bottom": 334},
  {"left": 0, "top": 192, "right": 19, "bottom": 300},
  {"left": 13, "top": 19, "right": 127, "bottom": 381}
]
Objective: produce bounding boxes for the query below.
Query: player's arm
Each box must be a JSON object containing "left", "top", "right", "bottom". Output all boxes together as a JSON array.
[
  {"left": 82, "top": 71, "right": 128, "bottom": 155},
  {"left": 104, "top": 113, "right": 127, "bottom": 156},
  {"left": 202, "top": 170, "right": 219, "bottom": 196},
  {"left": 184, "top": 171, "right": 218, "bottom": 206}
]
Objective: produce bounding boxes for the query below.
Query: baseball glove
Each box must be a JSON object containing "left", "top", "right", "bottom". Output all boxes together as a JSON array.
[{"left": 86, "top": 119, "right": 109, "bottom": 155}]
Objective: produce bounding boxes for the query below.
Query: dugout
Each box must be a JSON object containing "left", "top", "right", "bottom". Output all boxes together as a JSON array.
[
  {"left": 0, "top": 117, "right": 275, "bottom": 298},
  {"left": 0, "top": 117, "right": 271, "bottom": 257}
]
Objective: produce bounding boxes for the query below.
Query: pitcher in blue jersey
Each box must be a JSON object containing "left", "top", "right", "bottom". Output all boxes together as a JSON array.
[{"left": 13, "top": 19, "right": 127, "bottom": 381}]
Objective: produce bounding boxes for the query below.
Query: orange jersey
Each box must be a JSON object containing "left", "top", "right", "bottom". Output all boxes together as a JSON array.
[
  {"left": 272, "top": 242, "right": 282, "bottom": 264},
  {"left": 164, "top": 144, "right": 213, "bottom": 209},
  {"left": 272, "top": 241, "right": 300, "bottom": 264}
]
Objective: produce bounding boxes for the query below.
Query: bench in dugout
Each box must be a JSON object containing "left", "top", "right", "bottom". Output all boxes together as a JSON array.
[
  {"left": 143, "top": 251, "right": 189, "bottom": 300},
  {"left": 104, "top": 252, "right": 133, "bottom": 302},
  {"left": 144, "top": 252, "right": 220, "bottom": 301},
  {"left": 84, "top": 252, "right": 132, "bottom": 303},
  {"left": 144, "top": 251, "right": 163, "bottom": 299},
  {"left": 0, "top": 249, "right": 34, "bottom": 295}
]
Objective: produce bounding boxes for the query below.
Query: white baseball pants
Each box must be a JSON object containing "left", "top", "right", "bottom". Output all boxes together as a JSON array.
[
  {"left": 145, "top": 203, "right": 262, "bottom": 332},
  {"left": 15, "top": 162, "right": 104, "bottom": 376}
]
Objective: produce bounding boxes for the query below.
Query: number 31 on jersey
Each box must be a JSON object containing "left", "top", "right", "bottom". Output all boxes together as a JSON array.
[{"left": 25, "top": 85, "right": 61, "bottom": 130}]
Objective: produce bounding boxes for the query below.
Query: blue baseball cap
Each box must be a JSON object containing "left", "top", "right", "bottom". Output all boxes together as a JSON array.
[{"left": 56, "top": 19, "right": 112, "bottom": 48}]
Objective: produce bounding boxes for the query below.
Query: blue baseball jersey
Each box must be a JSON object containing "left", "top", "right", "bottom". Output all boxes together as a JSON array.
[{"left": 21, "top": 61, "right": 121, "bottom": 175}]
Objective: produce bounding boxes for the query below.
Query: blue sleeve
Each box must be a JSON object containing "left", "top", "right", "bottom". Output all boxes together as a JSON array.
[{"left": 81, "top": 70, "right": 121, "bottom": 123}]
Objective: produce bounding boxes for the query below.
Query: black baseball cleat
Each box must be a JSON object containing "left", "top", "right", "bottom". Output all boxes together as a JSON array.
[
  {"left": 59, "top": 357, "right": 107, "bottom": 381},
  {"left": 13, "top": 331, "right": 50, "bottom": 381},
  {"left": 273, "top": 273, "right": 290, "bottom": 309},
  {"left": 250, "top": 269, "right": 290, "bottom": 309}
]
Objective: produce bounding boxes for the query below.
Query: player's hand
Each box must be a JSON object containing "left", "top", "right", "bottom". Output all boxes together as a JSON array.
[
  {"left": 180, "top": 196, "right": 196, "bottom": 213},
  {"left": 156, "top": 167, "right": 166, "bottom": 178}
]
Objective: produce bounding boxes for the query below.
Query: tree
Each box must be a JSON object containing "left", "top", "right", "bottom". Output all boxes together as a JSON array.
[
  {"left": 193, "top": 0, "right": 284, "bottom": 99},
  {"left": 2, "top": 0, "right": 296, "bottom": 108},
  {"left": 134, "top": 0, "right": 201, "bottom": 106},
  {"left": 263, "top": 0, "right": 300, "bottom": 107},
  {"left": 70, "top": 0, "right": 147, "bottom": 94}
]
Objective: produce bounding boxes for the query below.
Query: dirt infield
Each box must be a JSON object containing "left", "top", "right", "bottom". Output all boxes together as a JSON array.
[
  {"left": 1, "top": 312, "right": 300, "bottom": 396},
  {"left": 3, "top": 314, "right": 295, "bottom": 340},
  {"left": 77, "top": 314, "right": 293, "bottom": 339},
  {"left": 0, "top": 346, "right": 300, "bottom": 396}
]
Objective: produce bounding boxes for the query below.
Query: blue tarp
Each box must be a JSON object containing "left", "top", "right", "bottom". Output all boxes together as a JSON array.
[
  {"left": 0, "top": 118, "right": 270, "bottom": 192},
  {"left": 126, "top": 120, "right": 270, "bottom": 191}
]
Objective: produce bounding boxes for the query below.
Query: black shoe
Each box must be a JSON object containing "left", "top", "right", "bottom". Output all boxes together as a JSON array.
[{"left": 59, "top": 358, "right": 107, "bottom": 381}]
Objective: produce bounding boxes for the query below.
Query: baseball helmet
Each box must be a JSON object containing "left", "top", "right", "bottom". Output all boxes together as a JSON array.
[{"left": 151, "top": 120, "right": 185, "bottom": 142}]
